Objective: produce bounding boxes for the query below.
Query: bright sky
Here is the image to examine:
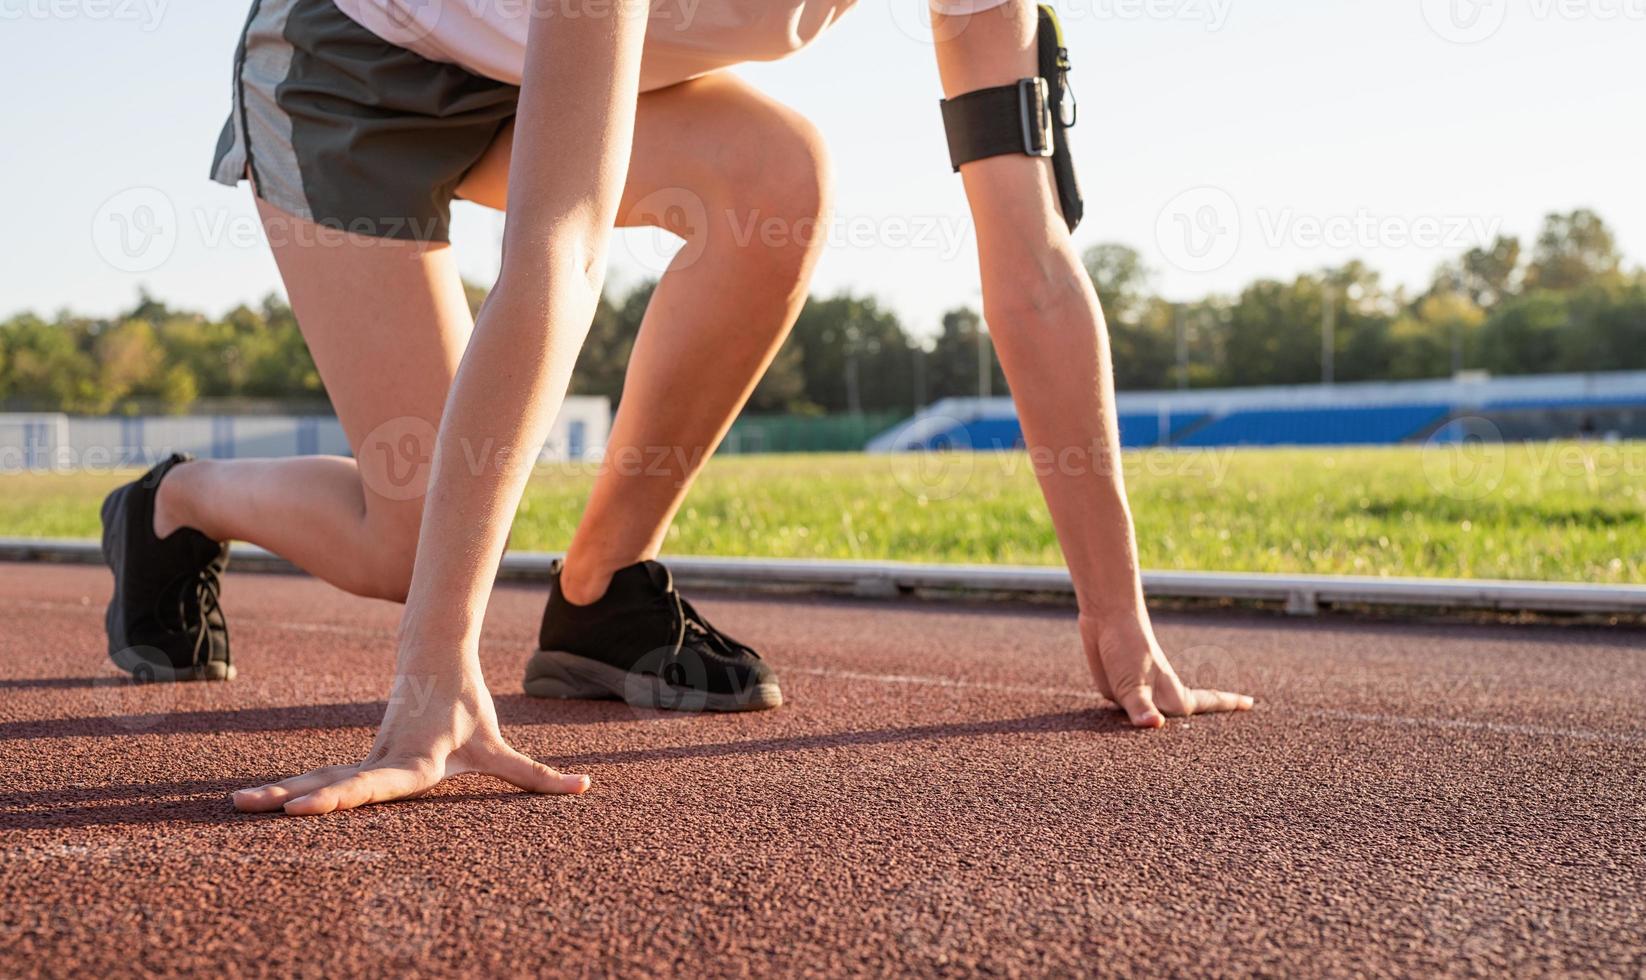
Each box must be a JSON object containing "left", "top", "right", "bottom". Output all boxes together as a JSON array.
[{"left": 3, "top": 0, "right": 1642, "bottom": 338}]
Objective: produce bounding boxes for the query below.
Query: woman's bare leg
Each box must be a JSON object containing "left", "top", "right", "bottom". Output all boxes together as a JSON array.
[
  {"left": 457, "top": 73, "right": 831, "bottom": 603},
  {"left": 157, "top": 73, "right": 828, "bottom": 605},
  {"left": 153, "top": 203, "right": 471, "bottom": 601}
]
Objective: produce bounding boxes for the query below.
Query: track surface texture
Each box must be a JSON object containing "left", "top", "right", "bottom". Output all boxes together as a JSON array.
[{"left": 1, "top": 563, "right": 1643, "bottom": 978}]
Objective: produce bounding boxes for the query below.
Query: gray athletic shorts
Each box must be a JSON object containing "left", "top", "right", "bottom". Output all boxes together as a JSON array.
[{"left": 210, "top": 0, "right": 519, "bottom": 243}]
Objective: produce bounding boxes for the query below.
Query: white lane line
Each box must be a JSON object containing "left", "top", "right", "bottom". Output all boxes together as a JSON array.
[
  {"left": 788, "top": 666, "right": 1646, "bottom": 748},
  {"left": 1303, "top": 709, "right": 1646, "bottom": 746}
]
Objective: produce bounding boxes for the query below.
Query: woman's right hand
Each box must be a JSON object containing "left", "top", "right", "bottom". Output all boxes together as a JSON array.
[
  {"left": 1079, "top": 611, "right": 1254, "bottom": 728},
  {"left": 232, "top": 666, "right": 590, "bottom": 816}
]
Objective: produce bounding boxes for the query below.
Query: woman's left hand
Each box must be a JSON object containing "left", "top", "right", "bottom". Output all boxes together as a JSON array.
[{"left": 231, "top": 668, "right": 590, "bottom": 816}]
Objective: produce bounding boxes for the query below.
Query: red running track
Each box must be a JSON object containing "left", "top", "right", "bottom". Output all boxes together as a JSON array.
[{"left": 1, "top": 563, "right": 1643, "bottom": 977}]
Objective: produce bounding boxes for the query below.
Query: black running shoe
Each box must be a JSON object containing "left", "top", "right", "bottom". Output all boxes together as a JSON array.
[
  {"left": 525, "top": 560, "right": 781, "bottom": 712},
  {"left": 101, "top": 453, "right": 232, "bottom": 683}
]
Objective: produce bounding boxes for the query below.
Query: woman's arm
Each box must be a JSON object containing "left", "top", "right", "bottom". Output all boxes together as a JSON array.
[
  {"left": 234, "top": 4, "right": 650, "bottom": 815},
  {"left": 398, "top": 2, "right": 646, "bottom": 661},
  {"left": 932, "top": 1, "right": 1252, "bottom": 726}
]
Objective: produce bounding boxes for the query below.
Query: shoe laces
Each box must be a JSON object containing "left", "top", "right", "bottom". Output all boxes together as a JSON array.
[
  {"left": 664, "top": 592, "right": 758, "bottom": 663},
  {"left": 156, "top": 563, "right": 226, "bottom": 673},
  {"left": 188, "top": 569, "right": 226, "bottom": 672}
]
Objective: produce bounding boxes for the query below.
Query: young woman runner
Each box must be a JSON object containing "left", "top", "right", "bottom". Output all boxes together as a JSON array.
[{"left": 99, "top": 0, "right": 1253, "bottom": 815}]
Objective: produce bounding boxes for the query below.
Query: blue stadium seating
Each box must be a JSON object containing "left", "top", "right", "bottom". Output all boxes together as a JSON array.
[
  {"left": 920, "top": 413, "right": 1201, "bottom": 450},
  {"left": 933, "top": 417, "right": 1024, "bottom": 450},
  {"left": 870, "top": 375, "right": 1646, "bottom": 453},
  {"left": 1175, "top": 404, "right": 1451, "bottom": 447}
]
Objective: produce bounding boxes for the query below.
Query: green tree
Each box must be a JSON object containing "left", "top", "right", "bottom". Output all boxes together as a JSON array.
[
  {"left": 747, "top": 337, "right": 810, "bottom": 413},
  {"left": 1524, "top": 209, "right": 1621, "bottom": 292},
  {"left": 155, "top": 364, "right": 199, "bottom": 414},
  {"left": 784, "top": 294, "right": 916, "bottom": 413},
  {"left": 1322, "top": 262, "right": 1397, "bottom": 384},
  {"left": 1221, "top": 279, "right": 1323, "bottom": 386},
  {"left": 1556, "top": 280, "right": 1646, "bottom": 373},
  {"left": 95, "top": 319, "right": 166, "bottom": 410},
  {"left": 462, "top": 278, "right": 492, "bottom": 320},
  {"left": 1432, "top": 235, "right": 1521, "bottom": 311},
  {"left": 1388, "top": 292, "right": 1485, "bottom": 379},
  {"left": 1108, "top": 299, "right": 1176, "bottom": 390},
  {"left": 1477, "top": 292, "right": 1570, "bottom": 375},
  {"left": 0, "top": 314, "right": 101, "bottom": 411},
  {"left": 234, "top": 298, "right": 323, "bottom": 400},
  {"left": 926, "top": 306, "right": 1005, "bottom": 401},
  {"left": 1083, "top": 243, "right": 1150, "bottom": 324},
  {"left": 569, "top": 281, "right": 645, "bottom": 403}
]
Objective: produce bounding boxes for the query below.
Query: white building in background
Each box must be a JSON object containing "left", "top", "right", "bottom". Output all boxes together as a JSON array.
[{"left": 0, "top": 397, "right": 611, "bottom": 472}]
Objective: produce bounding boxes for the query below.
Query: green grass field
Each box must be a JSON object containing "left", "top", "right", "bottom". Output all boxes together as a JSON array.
[{"left": 3, "top": 443, "right": 1641, "bottom": 583}]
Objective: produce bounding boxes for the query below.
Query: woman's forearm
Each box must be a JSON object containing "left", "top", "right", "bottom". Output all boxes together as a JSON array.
[
  {"left": 396, "top": 276, "right": 602, "bottom": 661},
  {"left": 396, "top": 6, "right": 649, "bottom": 669},
  {"left": 975, "top": 219, "right": 1147, "bottom": 615}
]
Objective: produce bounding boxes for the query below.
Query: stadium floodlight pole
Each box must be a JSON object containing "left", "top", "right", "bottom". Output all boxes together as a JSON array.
[
  {"left": 844, "top": 313, "right": 863, "bottom": 416},
  {"left": 1174, "top": 302, "right": 1188, "bottom": 391},
  {"left": 912, "top": 342, "right": 927, "bottom": 409},
  {"left": 1450, "top": 267, "right": 1467, "bottom": 376},
  {"left": 977, "top": 318, "right": 993, "bottom": 399},
  {"left": 1321, "top": 283, "right": 1336, "bottom": 385},
  {"left": 845, "top": 350, "right": 862, "bottom": 416}
]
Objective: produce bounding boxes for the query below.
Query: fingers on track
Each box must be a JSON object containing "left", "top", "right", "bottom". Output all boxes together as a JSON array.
[
  {"left": 1188, "top": 689, "right": 1256, "bottom": 715},
  {"left": 283, "top": 767, "right": 430, "bottom": 816},
  {"left": 486, "top": 747, "right": 592, "bottom": 796},
  {"left": 1117, "top": 685, "right": 1165, "bottom": 729},
  {"left": 1126, "top": 679, "right": 1255, "bottom": 725},
  {"left": 232, "top": 765, "right": 356, "bottom": 813}
]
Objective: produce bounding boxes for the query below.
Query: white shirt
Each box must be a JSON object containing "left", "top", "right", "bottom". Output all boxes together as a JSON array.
[{"left": 334, "top": 0, "right": 1011, "bottom": 91}]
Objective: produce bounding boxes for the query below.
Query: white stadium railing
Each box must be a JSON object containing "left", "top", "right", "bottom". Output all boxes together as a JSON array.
[
  {"left": 4, "top": 537, "right": 1641, "bottom": 618},
  {"left": 0, "top": 398, "right": 611, "bottom": 471}
]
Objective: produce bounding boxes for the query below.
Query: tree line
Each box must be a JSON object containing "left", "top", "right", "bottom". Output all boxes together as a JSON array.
[{"left": 1, "top": 209, "right": 1640, "bottom": 416}]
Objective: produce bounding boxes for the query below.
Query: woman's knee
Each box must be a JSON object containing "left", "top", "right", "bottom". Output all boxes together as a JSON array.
[{"left": 703, "top": 106, "right": 833, "bottom": 271}]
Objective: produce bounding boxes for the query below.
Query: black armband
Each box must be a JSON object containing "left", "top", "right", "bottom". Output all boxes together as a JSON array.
[{"left": 937, "top": 3, "right": 1084, "bottom": 232}]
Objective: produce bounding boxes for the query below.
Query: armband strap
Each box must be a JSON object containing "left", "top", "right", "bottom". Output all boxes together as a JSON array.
[
  {"left": 940, "top": 77, "right": 1054, "bottom": 169},
  {"left": 936, "top": 3, "right": 1084, "bottom": 232}
]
